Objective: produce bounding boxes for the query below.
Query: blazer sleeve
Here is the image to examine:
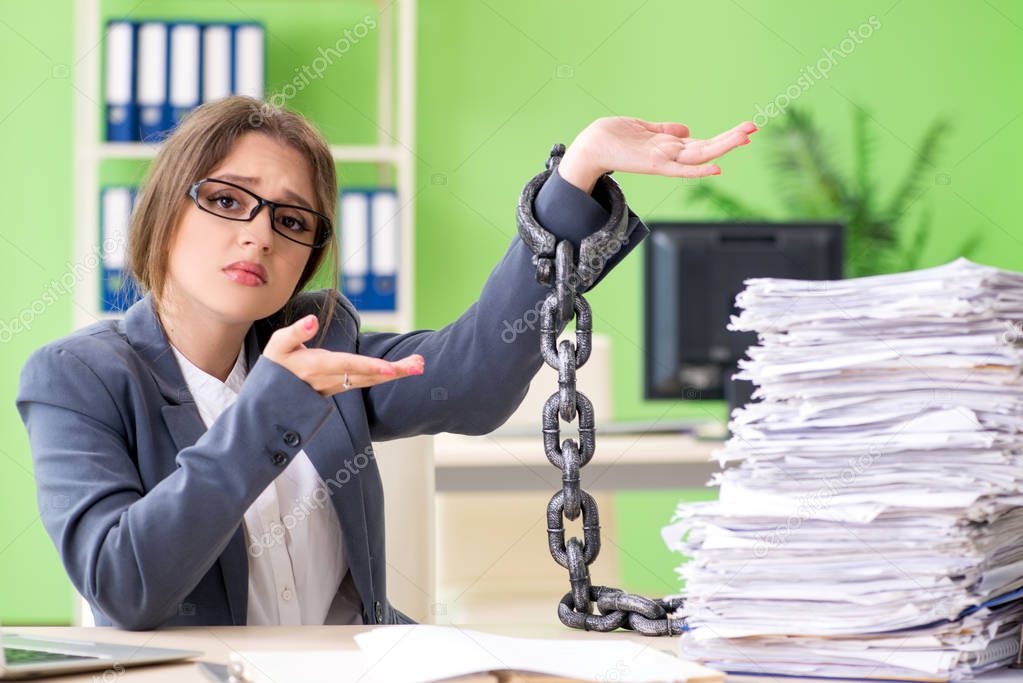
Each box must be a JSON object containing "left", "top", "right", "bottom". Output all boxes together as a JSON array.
[
  {"left": 359, "top": 167, "right": 651, "bottom": 441},
  {"left": 15, "top": 344, "right": 336, "bottom": 630}
]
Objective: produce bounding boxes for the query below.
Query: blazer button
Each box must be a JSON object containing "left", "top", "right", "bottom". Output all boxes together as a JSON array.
[
  {"left": 374, "top": 601, "right": 384, "bottom": 624},
  {"left": 282, "top": 431, "right": 301, "bottom": 448},
  {"left": 271, "top": 451, "right": 288, "bottom": 467}
]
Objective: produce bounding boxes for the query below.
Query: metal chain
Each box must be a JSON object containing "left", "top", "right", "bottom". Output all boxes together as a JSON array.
[{"left": 515, "top": 143, "right": 687, "bottom": 636}]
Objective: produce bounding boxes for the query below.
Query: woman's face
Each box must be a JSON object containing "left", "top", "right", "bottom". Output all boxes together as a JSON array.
[{"left": 165, "top": 131, "right": 319, "bottom": 325}]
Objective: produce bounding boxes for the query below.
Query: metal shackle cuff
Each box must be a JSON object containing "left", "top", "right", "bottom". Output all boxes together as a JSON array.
[{"left": 515, "top": 144, "right": 630, "bottom": 294}]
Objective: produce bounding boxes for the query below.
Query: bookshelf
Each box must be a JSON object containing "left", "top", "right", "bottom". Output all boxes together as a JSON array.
[{"left": 71, "top": 0, "right": 418, "bottom": 333}]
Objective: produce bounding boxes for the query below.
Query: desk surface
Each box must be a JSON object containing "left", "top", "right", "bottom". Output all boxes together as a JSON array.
[
  {"left": 8, "top": 627, "right": 1020, "bottom": 682},
  {"left": 5, "top": 625, "right": 699, "bottom": 682}
]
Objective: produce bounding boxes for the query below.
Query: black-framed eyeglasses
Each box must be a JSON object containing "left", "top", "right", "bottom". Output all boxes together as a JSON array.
[{"left": 186, "top": 178, "right": 333, "bottom": 249}]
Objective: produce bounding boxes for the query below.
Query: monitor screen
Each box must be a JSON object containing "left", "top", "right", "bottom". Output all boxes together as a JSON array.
[{"left": 644, "top": 222, "right": 843, "bottom": 405}]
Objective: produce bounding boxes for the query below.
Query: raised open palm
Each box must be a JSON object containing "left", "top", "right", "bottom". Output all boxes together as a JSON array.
[{"left": 559, "top": 116, "right": 758, "bottom": 190}]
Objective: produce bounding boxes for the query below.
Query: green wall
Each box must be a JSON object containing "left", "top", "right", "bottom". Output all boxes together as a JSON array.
[
  {"left": 2, "top": 0, "right": 1021, "bottom": 624},
  {"left": 0, "top": 0, "right": 75, "bottom": 625},
  {"left": 415, "top": 0, "right": 1023, "bottom": 423}
]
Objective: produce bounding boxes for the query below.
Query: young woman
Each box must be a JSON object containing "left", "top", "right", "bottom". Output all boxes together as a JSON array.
[{"left": 16, "top": 96, "right": 756, "bottom": 630}]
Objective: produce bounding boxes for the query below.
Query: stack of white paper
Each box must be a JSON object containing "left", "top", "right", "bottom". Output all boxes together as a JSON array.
[{"left": 662, "top": 258, "right": 1023, "bottom": 682}]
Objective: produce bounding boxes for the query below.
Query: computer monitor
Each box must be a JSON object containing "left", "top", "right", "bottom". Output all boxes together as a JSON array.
[{"left": 643, "top": 221, "right": 844, "bottom": 410}]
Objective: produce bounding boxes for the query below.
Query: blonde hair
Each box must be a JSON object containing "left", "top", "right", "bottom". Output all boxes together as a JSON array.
[{"left": 127, "top": 95, "right": 340, "bottom": 346}]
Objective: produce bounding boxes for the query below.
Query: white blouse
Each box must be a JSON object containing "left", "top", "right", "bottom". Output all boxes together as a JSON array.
[{"left": 171, "top": 342, "right": 350, "bottom": 625}]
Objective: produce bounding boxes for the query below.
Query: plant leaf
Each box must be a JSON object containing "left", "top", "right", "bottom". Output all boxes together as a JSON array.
[
  {"left": 883, "top": 117, "right": 952, "bottom": 225},
  {"left": 901, "top": 205, "right": 933, "bottom": 271},
  {"left": 764, "top": 106, "right": 849, "bottom": 217},
  {"left": 852, "top": 105, "right": 875, "bottom": 208}
]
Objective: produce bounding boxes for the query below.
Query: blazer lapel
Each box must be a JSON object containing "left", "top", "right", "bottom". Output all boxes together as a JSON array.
[{"left": 160, "top": 404, "right": 205, "bottom": 454}]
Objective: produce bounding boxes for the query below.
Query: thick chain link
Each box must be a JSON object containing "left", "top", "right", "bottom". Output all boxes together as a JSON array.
[{"left": 515, "top": 144, "right": 687, "bottom": 636}]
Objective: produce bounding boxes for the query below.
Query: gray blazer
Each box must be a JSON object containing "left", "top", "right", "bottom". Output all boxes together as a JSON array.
[{"left": 15, "top": 169, "right": 650, "bottom": 630}]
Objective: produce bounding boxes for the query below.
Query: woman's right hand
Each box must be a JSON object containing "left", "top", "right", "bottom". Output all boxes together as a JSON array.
[{"left": 263, "top": 314, "right": 424, "bottom": 397}]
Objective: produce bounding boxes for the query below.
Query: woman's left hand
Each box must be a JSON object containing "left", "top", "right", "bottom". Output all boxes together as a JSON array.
[{"left": 557, "top": 116, "right": 758, "bottom": 194}]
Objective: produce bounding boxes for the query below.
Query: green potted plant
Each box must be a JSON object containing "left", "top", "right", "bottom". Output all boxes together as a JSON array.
[{"left": 687, "top": 105, "right": 981, "bottom": 277}]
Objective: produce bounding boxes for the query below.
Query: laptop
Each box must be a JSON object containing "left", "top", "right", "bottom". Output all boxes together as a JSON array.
[{"left": 0, "top": 624, "right": 201, "bottom": 680}]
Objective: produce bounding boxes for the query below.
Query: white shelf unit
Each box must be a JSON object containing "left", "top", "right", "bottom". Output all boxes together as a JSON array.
[{"left": 72, "top": 0, "right": 418, "bottom": 333}]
